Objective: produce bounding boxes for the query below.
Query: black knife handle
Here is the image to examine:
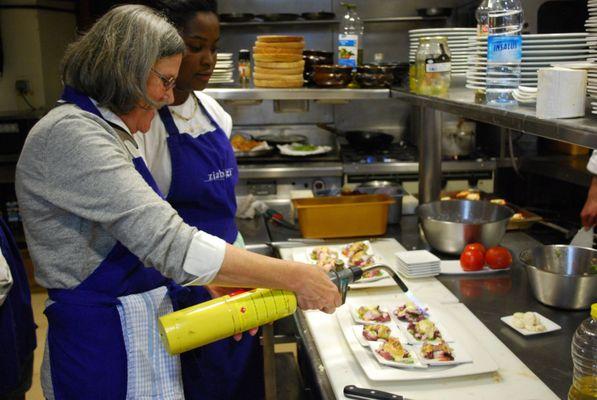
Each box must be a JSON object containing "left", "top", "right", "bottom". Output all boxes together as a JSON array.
[{"left": 344, "top": 385, "right": 403, "bottom": 400}]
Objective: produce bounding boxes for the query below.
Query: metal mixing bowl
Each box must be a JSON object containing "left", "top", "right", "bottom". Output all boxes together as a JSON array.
[
  {"left": 416, "top": 200, "right": 514, "bottom": 254},
  {"left": 520, "top": 245, "right": 597, "bottom": 310}
]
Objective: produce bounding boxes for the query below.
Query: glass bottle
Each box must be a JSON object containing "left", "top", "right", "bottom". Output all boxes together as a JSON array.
[{"left": 238, "top": 49, "right": 251, "bottom": 88}]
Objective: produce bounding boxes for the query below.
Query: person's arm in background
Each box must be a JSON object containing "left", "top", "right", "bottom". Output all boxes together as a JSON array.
[{"left": 581, "top": 150, "right": 597, "bottom": 228}]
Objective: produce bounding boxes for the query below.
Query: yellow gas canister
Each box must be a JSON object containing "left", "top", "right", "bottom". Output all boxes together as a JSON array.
[{"left": 159, "top": 288, "right": 297, "bottom": 355}]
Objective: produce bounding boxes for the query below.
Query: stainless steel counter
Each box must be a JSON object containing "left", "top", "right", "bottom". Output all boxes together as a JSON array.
[{"left": 239, "top": 215, "right": 588, "bottom": 400}]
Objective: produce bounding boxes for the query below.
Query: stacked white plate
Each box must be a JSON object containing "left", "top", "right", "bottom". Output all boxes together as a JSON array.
[
  {"left": 466, "top": 32, "right": 589, "bottom": 90},
  {"left": 588, "top": 63, "right": 597, "bottom": 114},
  {"left": 586, "top": 0, "right": 597, "bottom": 114},
  {"left": 210, "top": 53, "right": 234, "bottom": 84},
  {"left": 409, "top": 28, "right": 476, "bottom": 77},
  {"left": 395, "top": 250, "right": 440, "bottom": 278}
]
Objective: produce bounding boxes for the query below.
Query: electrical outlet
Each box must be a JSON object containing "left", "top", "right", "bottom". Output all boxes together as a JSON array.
[{"left": 15, "top": 79, "right": 31, "bottom": 94}]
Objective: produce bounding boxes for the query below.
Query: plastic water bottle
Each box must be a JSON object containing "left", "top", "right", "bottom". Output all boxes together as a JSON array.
[
  {"left": 338, "top": 2, "right": 364, "bottom": 68},
  {"left": 569, "top": 303, "right": 597, "bottom": 400},
  {"left": 485, "top": 0, "right": 523, "bottom": 106}
]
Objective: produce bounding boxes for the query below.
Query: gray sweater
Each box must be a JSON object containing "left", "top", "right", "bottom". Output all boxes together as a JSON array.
[{"left": 16, "top": 104, "right": 197, "bottom": 289}]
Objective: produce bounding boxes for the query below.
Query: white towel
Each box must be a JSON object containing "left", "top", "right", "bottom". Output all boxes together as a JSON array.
[{"left": 117, "top": 286, "right": 184, "bottom": 400}]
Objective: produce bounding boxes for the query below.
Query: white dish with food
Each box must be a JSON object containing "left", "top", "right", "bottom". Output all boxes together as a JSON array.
[
  {"left": 501, "top": 312, "right": 561, "bottom": 336},
  {"left": 277, "top": 143, "right": 332, "bottom": 156},
  {"left": 368, "top": 339, "right": 427, "bottom": 369},
  {"left": 415, "top": 340, "right": 473, "bottom": 366}
]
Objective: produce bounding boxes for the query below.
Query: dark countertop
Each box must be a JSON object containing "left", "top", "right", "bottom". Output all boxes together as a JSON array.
[{"left": 238, "top": 215, "right": 589, "bottom": 399}]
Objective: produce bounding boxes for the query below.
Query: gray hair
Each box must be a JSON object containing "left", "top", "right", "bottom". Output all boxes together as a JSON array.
[{"left": 61, "top": 4, "right": 185, "bottom": 114}]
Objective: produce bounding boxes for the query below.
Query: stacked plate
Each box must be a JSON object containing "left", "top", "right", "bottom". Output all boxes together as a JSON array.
[
  {"left": 586, "top": 0, "right": 597, "bottom": 114},
  {"left": 409, "top": 28, "right": 476, "bottom": 77},
  {"left": 210, "top": 53, "right": 234, "bottom": 85},
  {"left": 588, "top": 64, "right": 597, "bottom": 115},
  {"left": 466, "top": 33, "right": 589, "bottom": 90},
  {"left": 395, "top": 250, "right": 440, "bottom": 278}
]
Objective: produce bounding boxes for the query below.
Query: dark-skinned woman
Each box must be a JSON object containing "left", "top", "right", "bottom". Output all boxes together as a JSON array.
[{"left": 141, "top": 1, "right": 264, "bottom": 398}]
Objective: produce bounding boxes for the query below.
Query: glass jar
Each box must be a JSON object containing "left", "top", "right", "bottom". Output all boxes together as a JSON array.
[{"left": 415, "top": 36, "right": 451, "bottom": 96}]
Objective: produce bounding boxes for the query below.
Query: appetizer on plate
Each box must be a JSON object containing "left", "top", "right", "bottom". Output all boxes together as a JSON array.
[
  {"left": 349, "top": 250, "right": 375, "bottom": 268},
  {"left": 407, "top": 319, "right": 442, "bottom": 341},
  {"left": 362, "top": 324, "right": 392, "bottom": 341},
  {"left": 362, "top": 268, "right": 383, "bottom": 279},
  {"left": 356, "top": 306, "right": 390, "bottom": 323},
  {"left": 310, "top": 246, "right": 338, "bottom": 261},
  {"left": 375, "top": 337, "right": 413, "bottom": 363},
  {"left": 342, "top": 241, "right": 370, "bottom": 258},
  {"left": 394, "top": 301, "right": 429, "bottom": 323},
  {"left": 420, "top": 340, "right": 454, "bottom": 362}
]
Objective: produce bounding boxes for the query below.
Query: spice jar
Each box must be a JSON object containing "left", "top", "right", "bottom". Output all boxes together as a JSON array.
[
  {"left": 238, "top": 49, "right": 251, "bottom": 87},
  {"left": 415, "top": 36, "right": 451, "bottom": 96}
]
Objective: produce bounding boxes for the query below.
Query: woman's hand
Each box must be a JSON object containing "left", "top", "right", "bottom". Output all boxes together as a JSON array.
[
  {"left": 291, "top": 263, "right": 341, "bottom": 314},
  {"left": 581, "top": 176, "right": 597, "bottom": 228}
]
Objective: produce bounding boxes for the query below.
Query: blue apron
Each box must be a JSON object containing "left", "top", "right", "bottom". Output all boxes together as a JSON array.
[
  {"left": 158, "top": 96, "right": 263, "bottom": 400},
  {"left": 46, "top": 87, "right": 208, "bottom": 400},
  {"left": 0, "top": 217, "right": 36, "bottom": 395}
]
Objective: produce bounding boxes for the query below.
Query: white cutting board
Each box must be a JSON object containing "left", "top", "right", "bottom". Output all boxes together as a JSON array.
[{"left": 303, "top": 301, "right": 559, "bottom": 400}]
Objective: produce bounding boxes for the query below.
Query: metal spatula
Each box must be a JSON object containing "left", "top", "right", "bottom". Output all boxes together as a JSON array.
[{"left": 570, "top": 226, "right": 594, "bottom": 248}]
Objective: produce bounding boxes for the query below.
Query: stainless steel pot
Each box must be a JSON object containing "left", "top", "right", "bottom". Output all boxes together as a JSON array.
[
  {"left": 356, "top": 181, "right": 404, "bottom": 224},
  {"left": 416, "top": 200, "right": 514, "bottom": 254},
  {"left": 520, "top": 245, "right": 597, "bottom": 310}
]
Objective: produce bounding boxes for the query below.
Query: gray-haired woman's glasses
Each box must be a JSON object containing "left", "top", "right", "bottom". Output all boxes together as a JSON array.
[{"left": 151, "top": 68, "right": 177, "bottom": 90}]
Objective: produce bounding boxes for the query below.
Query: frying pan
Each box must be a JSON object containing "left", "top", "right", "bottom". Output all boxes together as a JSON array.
[{"left": 317, "top": 123, "right": 394, "bottom": 149}]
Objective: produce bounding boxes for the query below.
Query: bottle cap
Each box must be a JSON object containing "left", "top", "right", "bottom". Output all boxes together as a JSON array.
[
  {"left": 592, "top": 303, "right": 597, "bottom": 319},
  {"left": 238, "top": 49, "right": 250, "bottom": 61}
]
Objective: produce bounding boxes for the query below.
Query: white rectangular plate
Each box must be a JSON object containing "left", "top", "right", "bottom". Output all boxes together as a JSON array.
[
  {"left": 336, "top": 301, "right": 499, "bottom": 381},
  {"left": 501, "top": 313, "right": 562, "bottom": 336},
  {"left": 440, "top": 260, "right": 510, "bottom": 275}
]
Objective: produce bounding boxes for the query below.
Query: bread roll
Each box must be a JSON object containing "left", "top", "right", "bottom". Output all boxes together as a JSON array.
[
  {"left": 254, "top": 78, "right": 304, "bottom": 88},
  {"left": 253, "top": 53, "right": 303, "bottom": 62},
  {"left": 257, "top": 35, "right": 303, "bottom": 43},
  {"left": 254, "top": 60, "right": 305, "bottom": 69},
  {"left": 255, "top": 41, "right": 305, "bottom": 49},
  {"left": 252, "top": 46, "right": 303, "bottom": 55},
  {"left": 254, "top": 66, "right": 304, "bottom": 75}
]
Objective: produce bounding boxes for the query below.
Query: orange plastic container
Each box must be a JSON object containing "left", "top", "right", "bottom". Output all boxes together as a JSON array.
[{"left": 292, "top": 194, "right": 395, "bottom": 238}]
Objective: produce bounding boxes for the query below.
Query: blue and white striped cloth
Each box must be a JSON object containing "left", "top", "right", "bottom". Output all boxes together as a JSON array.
[{"left": 117, "top": 286, "right": 184, "bottom": 400}]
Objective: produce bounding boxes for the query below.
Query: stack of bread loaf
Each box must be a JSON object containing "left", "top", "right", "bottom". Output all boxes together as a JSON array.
[{"left": 253, "top": 35, "right": 305, "bottom": 88}]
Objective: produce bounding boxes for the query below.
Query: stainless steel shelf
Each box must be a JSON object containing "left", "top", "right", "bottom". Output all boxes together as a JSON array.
[
  {"left": 220, "top": 16, "right": 446, "bottom": 27},
  {"left": 202, "top": 88, "right": 390, "bottom": 101},
  {"left": 238, "top": 162, "right": 343, "bottom": 179},
  {"left": 343, "top": 159, "right": 497, "bottom": 175},
  {"left": 390, "top": 87, "right": 597, "bottom": 149}
]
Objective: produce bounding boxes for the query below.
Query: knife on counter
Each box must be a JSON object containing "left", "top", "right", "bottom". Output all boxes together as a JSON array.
[{"left": 344, "top": 385, "right": 412, "bottom": 400}]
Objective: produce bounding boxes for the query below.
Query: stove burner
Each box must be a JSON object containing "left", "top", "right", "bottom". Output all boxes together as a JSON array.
[{"left": 343, "top": 143, "right": 418, "bottom": 164}]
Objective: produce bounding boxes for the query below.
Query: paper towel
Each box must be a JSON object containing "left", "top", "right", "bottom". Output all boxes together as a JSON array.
[{"left": 536, "top": 67, "right": 587, "bottom": 119}]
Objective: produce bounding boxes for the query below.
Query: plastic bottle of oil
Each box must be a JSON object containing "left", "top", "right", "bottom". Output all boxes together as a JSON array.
[{"left": 569, "top": 303, "right": 597, "bottom": 400}]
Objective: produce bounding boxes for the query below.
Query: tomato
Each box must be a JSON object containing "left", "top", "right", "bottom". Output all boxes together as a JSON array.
[
  {"left": 485, "top": 246, "right": 512, "bottom": 269},
  {"left": 464, "top": 243, "right": 486, "bottom": 255},
  {"left": 459, "top": 249, "right": 485, "bottom": 271}
]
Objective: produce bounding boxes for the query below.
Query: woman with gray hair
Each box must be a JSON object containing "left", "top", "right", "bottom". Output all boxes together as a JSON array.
[{"left": 15, "top": 4, "right": 340, "bottom": 399}]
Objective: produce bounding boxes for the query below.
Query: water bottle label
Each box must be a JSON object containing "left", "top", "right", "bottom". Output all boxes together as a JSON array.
[
  {"left": 426, "top": 62, "right": 451, "bottom": 73},
  {"left": 487, "top": 36, "right": 522, "bottom": 64},
  {"left": 339, "top": 34, "right": 358, "bottom": 67}
]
